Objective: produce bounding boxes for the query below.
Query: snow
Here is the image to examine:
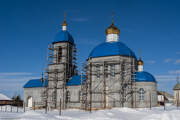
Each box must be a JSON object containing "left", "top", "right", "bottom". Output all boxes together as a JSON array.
[
  {"left": 0, "top": 93, "right": 11, "bottom": 100},
  {"left": 0, "top": 105, "right": 180, "bottom": 120}
]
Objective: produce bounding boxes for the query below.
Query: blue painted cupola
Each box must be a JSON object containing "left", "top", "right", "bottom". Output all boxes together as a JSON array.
[
  {"left": 24, "top": 79, "right": 48, "bottom": 88},
  {"left": 89, "top": 42, "right": 136, "bottom": 58},
  {"left": 135, "top": 55, "right": 157, "bottom": 83},
  {"left": 53, "top": 14, "right": 74, "bottom": 44},
  {"left": 89, "top": 16, "right": 136, "bottom": 59}
]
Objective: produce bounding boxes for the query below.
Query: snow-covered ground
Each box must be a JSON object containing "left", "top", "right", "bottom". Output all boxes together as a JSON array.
[{"left": 0, "top": 104, "right": 180, "bottom": 120}]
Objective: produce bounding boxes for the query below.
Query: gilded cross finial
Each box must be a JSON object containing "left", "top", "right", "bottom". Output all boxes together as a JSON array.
[
  {"left": 111, "top": 11, "right": 114, "bottom": 25},
  {"left": 64, "top": 13, "right": 66, "bottom": 22},
  {"left": 139, "top": 49, "right": 142, "bottom": 60},
  {"left": 41, "top": 72, "right": 44, "bottom": 77},
  {"left": 62, "top": 13, "right": 67, "bottom": 26},
  {"left": 177, "top": 75, "right": 179, "bottom": 84}
]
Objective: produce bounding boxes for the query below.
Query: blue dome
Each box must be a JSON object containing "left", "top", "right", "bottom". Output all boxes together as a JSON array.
[
  {"left": 89, "top": 42, "right": 136, "bottom": 58},
  {"left": 54, "top": 31, "right": 74, "bottom": 43},
  {"left": 135, "top": 71, "right": 157, "bottom": 83}
]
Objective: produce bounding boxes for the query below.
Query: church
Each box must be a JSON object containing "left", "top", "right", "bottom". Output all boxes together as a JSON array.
[{"left": 24, "top": 15, "right": 157, "bottom": 110}]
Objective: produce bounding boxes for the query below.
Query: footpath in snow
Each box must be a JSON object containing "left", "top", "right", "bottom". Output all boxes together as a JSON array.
[{"left": 0, "top": 105, "right": 180, "bottom": 120}]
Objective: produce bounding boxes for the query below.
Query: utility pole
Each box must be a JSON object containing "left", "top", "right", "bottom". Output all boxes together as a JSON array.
[
  {"left": 177, "top": 92, "right": 179, "bottom": 109},
  {"left": 149, "top": 92, "right": 152, "bottom": 110},
  {"left": 45, "top": 99, "right": 47, "bottom": 114},
  {"left": 89, "top": 63, "right": 92, "bottom": 113},
  {"left": 103, "top": 62, "right": 107, "bottom": 109},
  {"left": 59, "top": 98, "right": 62, "bottom": 116},
  {"left": 163, "top": 91, "right": 165, "bottom": 110}
]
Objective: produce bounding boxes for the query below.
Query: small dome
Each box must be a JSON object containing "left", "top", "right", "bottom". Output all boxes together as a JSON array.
[
  {"left": 89, "top": 42, "right": 136, "bottom": 58},
  {"left": 62, "top": 21, "right": 67, "bottom": 26},
  {"left": 138, "top": 59, "right": 144, "bottom": 65},
  {"left": 105, "top": 23, "right": 120, "bottom": 35},
  {"left": 173, "top": 83, "right": 180, "bottom": 90},
  {"left": 53, "top": 31, "right": 74, "bottom": 43},
  {"left": 135, "top": 71, "right": 157, "bottom": 83}
]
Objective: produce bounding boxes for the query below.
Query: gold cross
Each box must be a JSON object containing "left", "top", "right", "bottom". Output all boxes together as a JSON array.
[
  {"left": 64, "top": 13, "right": 66, "bottom": 21},
  {"left": 139, "top": 49, "right": 142, "bottom": 59},
  {"left": 111, "top": 11, "right": 114, "bottom": 24}
]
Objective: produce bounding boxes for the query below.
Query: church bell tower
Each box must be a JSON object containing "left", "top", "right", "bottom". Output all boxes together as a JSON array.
[{"left": 47, "top": 14, "right": 77, "bottom": 109}]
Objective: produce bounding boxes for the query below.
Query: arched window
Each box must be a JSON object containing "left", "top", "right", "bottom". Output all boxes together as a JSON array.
[
  {"left": 139, "top": 88, "right": 145, "bottom": 101},
  {"left": 27, "top": 96, "right": 33, "bottom": 108},
  {"left": 58, "top": 47, "right": 62, "bottom": 63}
]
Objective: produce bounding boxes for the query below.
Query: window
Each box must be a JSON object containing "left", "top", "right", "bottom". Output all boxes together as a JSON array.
[
  {"left": 58, "top": 47, "right": 62, "bottom": 63},
  {"left": 78, "top": 91, "right": 81, "bottom": 102},
  {"left": 66, "top": 90, "right": 70, "bottom": 102},
  {"left": 121, "top": 63, "right": 125, "bottom": 76},
  {"left": 104, "top": 65, "right": 108, "bottom": 78},
  {"left": 139, "top": 88, "right": 145, "bottom": 101},
  {"left": 122, "top": 87, "right": 126, "bottom": 102},
  {"left": 111, "top": 64, "right": 115, "bottom": 77},
  {"left": 96, "top": 65, "right": 101, "bottom": 79}
]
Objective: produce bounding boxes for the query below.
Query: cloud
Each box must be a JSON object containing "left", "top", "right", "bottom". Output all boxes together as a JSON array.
[
  {"left": 163, "top": 58, "right": 180, "bottom": 64},
  {"left": 0, "top": 72, "right": 40, "bottom": 98},
  {"left": 0, "top": 77, "right": 40, "bottom": 83},
  {"left": 64, "top": 9, "right": 81, "bottom": 14},
  {"left": 77, "top": 38, "right": 101, "bottom": 46},
  {"left": 155, "top": 74, "right": 178, "bottom": 93},
  {"left": 71, "top": 18, "right": 88, "bottom": 22},
  {"left": 168, "top": 70, "right": 180, "bottom": 74},
  {"left": 174, "top": 59, "right": 180, "bottom": 64},
  {"left": 164, "top": 58, "right": 172, "bottom": 63},
  {"left": 155, "top": 75, "right": 177, "bottom": 81},
  {"left": 176, "top": 52, "right": 180, "bottom": 55},
  {"left": 145, "top": 60, "right": 156, "bottom": 64},
  {"left": 0, "top": 72, "right": 32, "bottom": 76}
]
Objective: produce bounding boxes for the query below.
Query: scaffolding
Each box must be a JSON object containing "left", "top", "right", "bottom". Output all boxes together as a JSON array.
[
  {"left": 40, "top": 39, "right": 138, "bottom": 111},
  {"left": 80, "top": 62, "right": 88, "bottom": 110},
  {"left": 41, "top": 42, "right": 77, "bottom": 109},
  {"left": 81, "top": 56, "right": 137, "bottom": 110}
]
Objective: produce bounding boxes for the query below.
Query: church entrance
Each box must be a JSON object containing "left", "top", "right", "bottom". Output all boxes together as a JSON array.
[{"left": 27, "top": 96, "right": 32, "bottom": 108}]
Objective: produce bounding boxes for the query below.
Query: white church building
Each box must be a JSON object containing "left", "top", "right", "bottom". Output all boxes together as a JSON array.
[{"left": 24, "top": 15, "right": 158, "bottom": 110}]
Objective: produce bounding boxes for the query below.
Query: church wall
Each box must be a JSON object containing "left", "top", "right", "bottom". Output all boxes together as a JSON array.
[
  {"left": 66, "top": 86, "right": 81, "bottom": 108},
  {"left": 174, "top": 90, "right": 180, "bottom": 105},
  {"left": 134, "top": 82, "right": 157, "bottom": 108},
  {"left": 24, "top": 87, "right": 45, "bottom": 108},
  {"left": 87, "top": 55, "right": 137, "bottom": 109},
  {"left": 47, "top": 42, "right": 74, "bottom": 109}
]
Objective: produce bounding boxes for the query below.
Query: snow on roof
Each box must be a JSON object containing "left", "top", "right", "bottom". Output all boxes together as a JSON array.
[{"left": 0, "top": 93, "right": 12, "bottom": 100}]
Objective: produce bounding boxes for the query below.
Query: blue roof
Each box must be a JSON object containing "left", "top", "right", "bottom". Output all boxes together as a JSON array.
[
  {"left": 24, "top": 79, "right": 48, "bottom": 88},
  {"left": 66, "top": 75, "right": 86, "bottom": 86},
  {"left": 135, "top": 71, "right": 157, "bottom": 83},
  {"left": 89, "top": 42, "right": 136, "bottom": 58},
  {"left": 54, "top": 31, "right": 74, "bottom": 43}
]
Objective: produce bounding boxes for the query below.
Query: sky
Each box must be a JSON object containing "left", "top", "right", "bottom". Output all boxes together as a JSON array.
[{"left": 0, "top": 0, "right": 179, "bottom": 98}]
